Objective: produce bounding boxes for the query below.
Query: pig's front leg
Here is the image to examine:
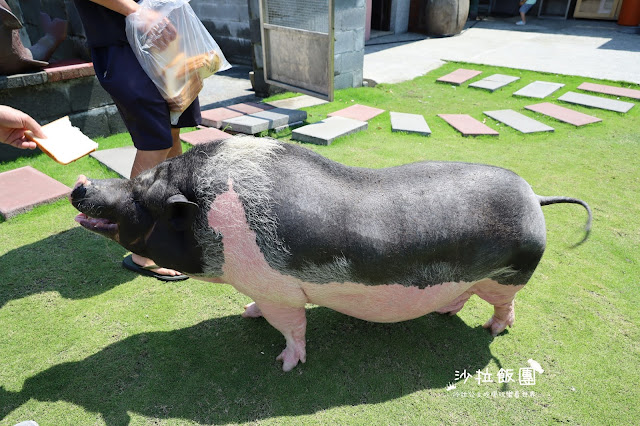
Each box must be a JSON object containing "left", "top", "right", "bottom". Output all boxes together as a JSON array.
[
  {"left": 241, "top": 301, "right": 263, "bottom": 318},
  {"left": 251, "top": 300, "right": 307, "bottom": 372}
]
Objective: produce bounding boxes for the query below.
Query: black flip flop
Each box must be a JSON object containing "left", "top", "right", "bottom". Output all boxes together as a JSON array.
[{"left": 122, "top": 254, "right": 189, "bottom": 282}]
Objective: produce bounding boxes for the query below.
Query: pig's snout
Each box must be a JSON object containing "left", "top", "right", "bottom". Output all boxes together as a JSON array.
[
  {"left": 74, "top": 175, "right": 91, "bottom": 190},
  {"left": 70, "top": 175, "right": 91, "bottom": 202}
]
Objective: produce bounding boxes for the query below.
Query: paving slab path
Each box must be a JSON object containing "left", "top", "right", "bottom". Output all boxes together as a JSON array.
[
  {"left": 292, "top": 116, "right": 368, "bottom": 145},
  {"left": 180, "top": 128, "right": 232, "bottom": 145},
  {"left": 222, "top": 108, "right": 307, "bottom": 134},
  {"left": 484, "top": 109, "right": 554, "bottom": 133},
  {"left": 328, "top": 104, "right": 385, "bottom": 121},
  {"left": 577, "top": 82, "right": 640, "bottom": 100},
  {"left": 438, "top": 114, "right": 499, "bottom": 136},
  {"left": 436, "top": 68, "right": 482, "bottom": 85},
  {"left": 390, "top": 112, "right": 431, "bottom": 136},
  {"left": 524, "top": 102, "right": 602, "bottom": 126},
  {"left": 90, "top": 146, "right": 137, "bottom": 178},
  {"left": 469, "top": 74, "right": 520, "bottom": 92},
  {"left": 513, "top": 81, "right": 565, "bottom": 99},
  {"left": 558, "top": 91, "right": 635, "bottom": 113},
  {"left": 0, "top": 166, "right": 70, "bottom": 219}
]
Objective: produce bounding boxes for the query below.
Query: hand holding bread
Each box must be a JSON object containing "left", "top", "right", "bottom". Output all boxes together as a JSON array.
[{"left": 0, "top": 105, "right": 45, "bottom": 149}]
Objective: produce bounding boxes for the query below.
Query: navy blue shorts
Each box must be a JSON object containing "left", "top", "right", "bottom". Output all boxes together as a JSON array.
[{"left": 91, "top": 44, "right": 201, "bottom": 151}]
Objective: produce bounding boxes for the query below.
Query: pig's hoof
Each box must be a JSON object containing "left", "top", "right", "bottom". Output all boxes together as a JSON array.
[
  {"left": 276, "top": 342, "right": 306, "bottom": 372},
  {"left": 241, "top": 302, "right": 263, "bottom": 318},
  {"left": 482, "top": 302, "right": 515, "bottom": 337}
]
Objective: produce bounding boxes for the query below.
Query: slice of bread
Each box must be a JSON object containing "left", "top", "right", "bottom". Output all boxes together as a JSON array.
[{"left": 25, "top": 116, "right": 99, "bottom": 165}]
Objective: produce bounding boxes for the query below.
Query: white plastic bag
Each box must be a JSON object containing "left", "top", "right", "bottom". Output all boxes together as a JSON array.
[{"left": 126, "top": 0, "right": 231, "bottom": 124}]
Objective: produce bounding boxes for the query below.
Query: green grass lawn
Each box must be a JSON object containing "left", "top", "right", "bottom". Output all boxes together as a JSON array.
[{"left": 1, "top": 62, "right": 638, "bottom": 425}]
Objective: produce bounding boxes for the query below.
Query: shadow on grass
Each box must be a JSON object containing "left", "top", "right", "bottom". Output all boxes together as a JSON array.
[
  {"left": 0, "top": 227, "right": 130, "bottom": 308},
  {"left": 1, "top": 307, "right": 498, "bottom": 424}
]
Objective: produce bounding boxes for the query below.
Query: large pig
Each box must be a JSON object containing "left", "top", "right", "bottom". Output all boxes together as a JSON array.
[{"left": 71, "top": 136, "right": 591, "bottom": 371}]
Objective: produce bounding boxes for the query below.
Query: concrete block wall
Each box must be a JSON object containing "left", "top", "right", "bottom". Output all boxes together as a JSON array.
[
  {"left": 391, "top": 0, "right": 410, "bottom": 34},
  {"left": 190, "top": 0, "right": 252, "bottom": 66},
  {"left": 0, "top": 68, "right": 126, "bottom": 139},
  {"left": 334, "top": 0, "right": 366, "bottom": 90}
]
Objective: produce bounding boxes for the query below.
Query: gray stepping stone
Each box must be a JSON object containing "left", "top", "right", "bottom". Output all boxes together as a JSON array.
[
  {"left": 469, "top": 74, "right": 520, "bottom": 92},
  {"left": 578, "top": 82, "right": 640, "bottom": 100},
  {"left": 484, "top": 109, "right": 554, "bottom": 134},
  {"left": 0, "top": 166, "right": 70, "bottom": 219},
  {"left": 251, "top": 108, "right": 307, "bottom": 128},
  {"left": 436, "top": 68, "right": 482, "bottom": 85},
  {"left": 525, "top": 103, "right": 602, "bottom": 126},
  {"left": 390, "top": 112, "right": 431, "bottom": 136},
  {"left": 438, "top": 114, "right": 499, "bottom": 136},
  {"left": 513, "top": 81, "right": 565, "bottom": 99},
  {"left": 90, "top": 146, "right": 136, "bottom": 178},
  {"left": 221, "top": 115, "right": 270, "bottom": 134},
  {"left": 292, "top": 116, "right": 367, "bottom": 145},
  {"left": 222, "top": 108, "right": 307, "bottom": 134},
  {"left": 267, "top": 95, "right": 329, "bottom": 109},
  {"left": 558, "top": 91, "right": 634, "bottom": 113}
]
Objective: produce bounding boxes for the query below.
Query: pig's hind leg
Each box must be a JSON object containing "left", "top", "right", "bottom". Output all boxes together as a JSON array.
[
  {"left": 472, "top": 279, "right": 525, "bottom": 337},
  {"left": 436, "top": 290, "right": 473, "bottom": 316},
  {"left": 252, "top": 301, "right": 307, "bottom": 372}
]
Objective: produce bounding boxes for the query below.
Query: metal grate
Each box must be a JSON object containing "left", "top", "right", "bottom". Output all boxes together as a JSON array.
[
  {"left": 265, "top": 0, "right": 330, "bottom": 33},
  {"left": 260, "top": 0, "right": 334, "bottom": 101}
]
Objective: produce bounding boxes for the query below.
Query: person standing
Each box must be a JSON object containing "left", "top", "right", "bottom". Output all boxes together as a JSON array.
[
  {"left": 517, "top": 0, "right": 537, "bottom": 25},
  {"left": 73, "top": 0, "right": 201, "bottom": 281}
]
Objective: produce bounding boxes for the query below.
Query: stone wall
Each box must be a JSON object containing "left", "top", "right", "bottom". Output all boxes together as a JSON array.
[
  {"left": 190, "top": 0, "right": 252, "bottom": 66},
  {"left": 0, "top": 63, "right": 126, "bottom": 138}
]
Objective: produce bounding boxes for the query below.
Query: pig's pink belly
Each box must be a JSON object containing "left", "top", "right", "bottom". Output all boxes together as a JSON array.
[
  {"left": 300, "top": 280, "right": 474, "bottom": 322},
  {"left": 203, "top": 182, "right": 475, "bottom": 322}
]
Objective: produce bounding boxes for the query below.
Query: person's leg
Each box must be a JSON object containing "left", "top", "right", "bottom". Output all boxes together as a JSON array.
[
  {"left": 130, "top": 147, "right": 170, "bottom": 179},
  {"left": 167, "top": 127, "right": 182, "bottom": 159},
  {"left": 92, "top": 45, "right": 191, "bottom": 279},
  {"left": 517, "top": 3, "right": 533, "bottom": 24},
  {"left": 129, "top": 146, "right": 185, "bottom": 277}
]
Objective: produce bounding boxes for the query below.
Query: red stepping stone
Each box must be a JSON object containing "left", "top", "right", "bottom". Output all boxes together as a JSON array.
[
  {"left": 0, "top": 166, "right": 70, "bottom": 219},
  {"left": 525, "top": 103, "right": 601, "bottom": 126},
  {"left": 438, "top": 114, "right": 499, "bottom": 136},
  {"left": 328, "top": 104, "right": 385, "bottom": 121},
  {"left": 577, "top": 82, "right": 640, "bottom": 100},
  {"left": 201, "top": 107, "right": 244, "bottom": 128},
  {"left": 180, "top": 128, "right": 232, "bottom": 146},
  {"left": 226, "top": 102, "right": 274, "bottom": 115},
  {"left": 436, "top": 69, "right": 482, "bottom": 85}
]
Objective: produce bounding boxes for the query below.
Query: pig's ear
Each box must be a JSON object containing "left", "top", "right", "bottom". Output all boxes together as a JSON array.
[{"left": 166, "top": 194, "right": 199, "bottom": 231}]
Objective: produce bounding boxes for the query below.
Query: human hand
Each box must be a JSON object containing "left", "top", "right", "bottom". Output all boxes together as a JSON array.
[
  {"left": 129, "top": 8, "right": 177, "bottom": 51},
  {"left": 0, "top": 105, "right": 45, "bottom": 149}
]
